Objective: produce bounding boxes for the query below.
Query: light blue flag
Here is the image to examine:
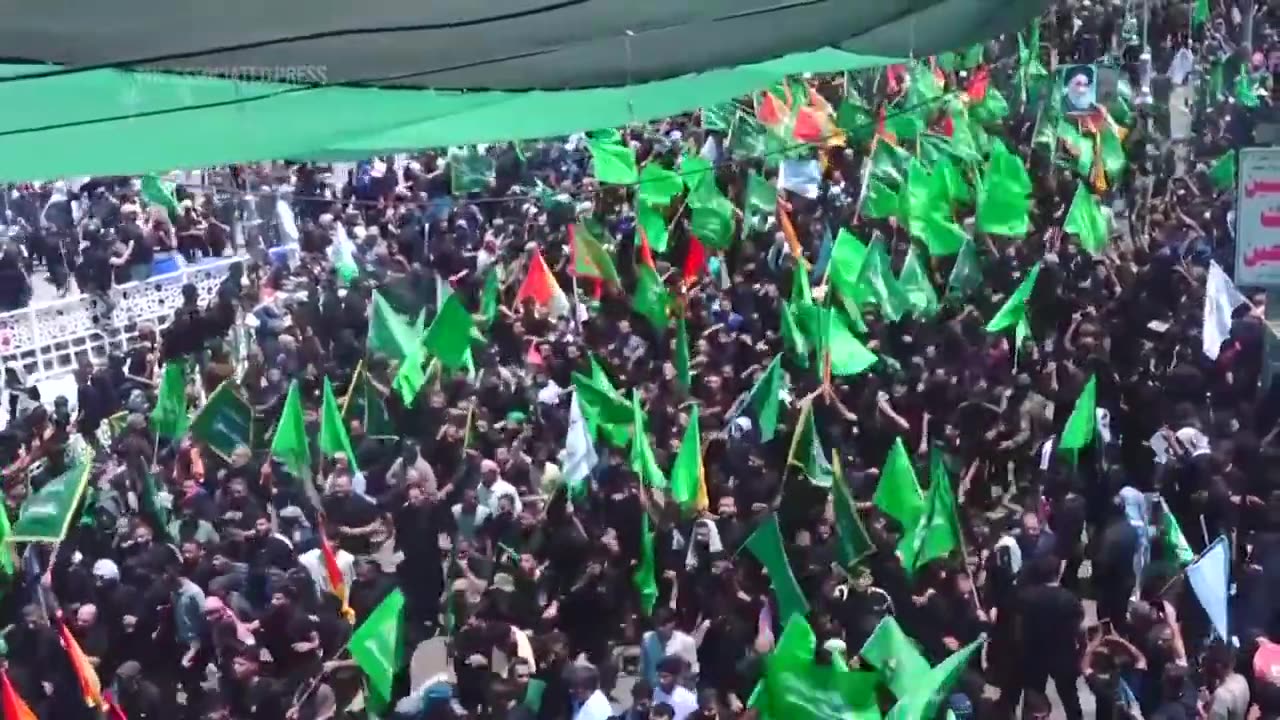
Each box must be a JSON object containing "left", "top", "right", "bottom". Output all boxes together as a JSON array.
[
  {"left": 1186, "top": 535, "right": 1231, "bottom": 643},
  {"left": 811, "top": 226, "right": 834, "bottom": 284}
]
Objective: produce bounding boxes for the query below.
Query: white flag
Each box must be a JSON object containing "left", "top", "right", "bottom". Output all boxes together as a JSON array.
[
  {"left": 778, "top": 158, "right": 822, "bottom": 199},
  {"left": 562, "top": 390, "right": 598, "bottom": 492},
  {"left": 276, "top": 197, "right": 300, "bottom": 244},
  {"left": 1203, "top": 261, "right": 1246, "bottom": 360}
]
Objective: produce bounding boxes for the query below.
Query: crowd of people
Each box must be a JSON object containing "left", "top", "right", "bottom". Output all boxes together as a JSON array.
[{"left": 1, "top": 2, "right": 1279, "bottom": 720}]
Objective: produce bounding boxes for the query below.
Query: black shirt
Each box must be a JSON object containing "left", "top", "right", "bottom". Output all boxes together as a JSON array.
[{"left": 1015, "top": 583, "right": 1084, "bottom": 670}]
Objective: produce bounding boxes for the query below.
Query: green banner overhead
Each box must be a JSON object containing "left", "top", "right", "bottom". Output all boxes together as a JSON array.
[
  {"left": 11, "top": 450, "right": 93, "bottom": 543},
  {"left": 188, "top": 381, "right": 255, "bottom": 461}
]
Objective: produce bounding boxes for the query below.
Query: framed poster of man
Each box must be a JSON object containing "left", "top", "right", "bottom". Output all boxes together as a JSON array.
[{"left": 1061, "top": 64, "right": 1098, "bottom": 115}]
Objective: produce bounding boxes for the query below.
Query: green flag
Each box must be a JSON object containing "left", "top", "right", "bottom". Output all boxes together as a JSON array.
[
  {"left": 746, "top": 171, "right": 778, "bottom": 214},
  {"left": 946, "top": 238, "right": 983, "bottom": 301},
  {"left": 854, "top": 239, "right": 911, "bottom": 322},
  {"left": 12, "top": 449, "right": 92, "bottom": 542},
  {"left": 859, "top": 616, "right": 930, "bottom": 698},
  {"left": 985, "top": 263, "right": 1041, "bottom": 336},
  {"left": 348, "top": 589, "right": 407, "bottom": 710},
  {"left": 832, "top": 453, "right": 873, "bottom": 568},
  {"left": 828, "top": 228, "right": 869, "bottom": 298},
  {"left": 757, "top": 615, "right": 881, "bottom": 720},
  {"left": 342, "top": 364, "right": 395, "bottom": 438},
  {"left": 140, "top": 470, "right": 173, "bottom": 544},
  {"left": 0, "top": 501, "right": 12, "bottom": 575},
  {"left": 863, "top": 178, "right": 901, "bottom": 220},
  {"left": 479, "top": 266, "right": 500, "bottom": 329},
  {"left": 972, "top": 86, "right": 1011, "bottom": 124},
  {"left": 975, "top": 177, "right": 1031, "bottom": 237},
  {"left": 423, "top": 294, "right": 475, "bottom": 371},
  {"left": 897, "top": 158, "right": 935, "bottom": 231},
  {"left": 392, "top": 347, "right": 428, "bottom": 406},
  {"left": 573, "top": 361, "right": 632, "bottom": 447},
  {"left": 587, "top": 136, "right": 638, "bottom": 184},
  {"left": 637, "top": 162, "right": 683, "bottom": 207},
  {"left": 918, "top": 212, "right": 968, "bottom": 257},
  {"left": 975, "top": 142, "right": 1032, "bottom": 236},
  {"left": 886, "top": 638, "right": 985, "bottom": 720},
  {"left": 629, "top": 391, "right": 667, "bottom": 489},
  {"left": 728, "top": 355, "right": 785, "bottom": 442},
  {"left": 320, "top": 377, "right": 359, "bottom": 471},
  {"left": 571, "top": 221, "right": 622, "bottom": 286},
  {"left": 1063, "top": 182, "right": 1109, "bottom": 255},
  {"left": 1208, "top": 151, "right": 1237, "bottom": 191},
  {"left": 150, "top": 361, "right": 189, "bottom": 440},
  {"left": 821, "top": 306, "right": 878, "bottom": 377},
  {"left": 873, "top": 437, "right": 925, "bottom": 532},
  {"left": 781, "top": 300, "right": 811, "bottom": 368},
  {"left": 633, "top": 261, "right": 671, "bottom": 333},
  {"left": 1157, "top": 496, "right": 1196, "bottom": 566},
  {"left": 680, "top": 154, "right": 720, "bottom": 207},
  {"left": 670, "top": 409, "right": 706, "bottom": 513},
  {"left": 637, "top": 202, "right": 670, "bottom": 255},
  {"left": 786, "top": 399, "right": 833, "bottom": 488},
  {"left": 690, "top": 195, "right": 736, "bottom": 250},
  {"left": 1234, "top": 65, "right": 1261, "bottom": 108},
  {"left": 1058, "top": 375, "right": 1098, "bottom": 452},
  {"left": 634, "top": 511, "right": 660, "bottom": 616},
  {"left": 900, "top": 450, "right": 962, "bottom": 575},
  {"left": 674, "top": 315, "right": 693, "bottom": 392},
  {"left": 742, "top": 514, "right": 810, "bottom": 624},
  {"left": 188, "top": 380, "right": 254, "bottom": 460},
  {"left": 367, "top": 290, "right": 422, "bottom": 363},
  {"left": 270, "top": 380, "right": 312, "bottom": 480},
  {"left": 898, "top": 245, "right": 939, "bottom": 319},
  {"left": 449, "top": 148, "right": 496, "bottom": 194},
  {"left": 140, "top": 174, "right": 181, "bottom": 221},
  {"left": 1192, "top": 0, "right": 1209, "bottom": 26}
]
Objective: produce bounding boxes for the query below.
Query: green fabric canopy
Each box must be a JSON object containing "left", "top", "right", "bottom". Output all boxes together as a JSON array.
[
  {"left": 0, "top": 0, "right": 1047, "bottom": 89},
  {"left": 0, "top": 50, "right": 894, "bottom": 181}
]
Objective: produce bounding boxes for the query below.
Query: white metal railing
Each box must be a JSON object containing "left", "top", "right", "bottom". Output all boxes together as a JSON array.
[{"left": 0, "top": 258, "right": 245, "bottom": 383}]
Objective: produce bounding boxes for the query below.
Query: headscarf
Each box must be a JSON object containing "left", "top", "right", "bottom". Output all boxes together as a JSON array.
[{"left": 684, "top": 518, "right": 724, "bottom": 571}]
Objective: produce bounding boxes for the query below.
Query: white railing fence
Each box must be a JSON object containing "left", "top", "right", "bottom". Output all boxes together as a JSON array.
[{"left": 0, "top": 258, "right": 245, "bottom": 384}]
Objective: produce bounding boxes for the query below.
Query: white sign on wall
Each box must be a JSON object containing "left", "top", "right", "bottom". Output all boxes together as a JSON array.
[{"left": 1236, "top": 147, "right": 1280, "bottom": 287}]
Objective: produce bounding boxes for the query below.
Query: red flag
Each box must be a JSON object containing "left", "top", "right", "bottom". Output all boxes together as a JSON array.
[
  {"left": 104, "top": 692, "right": 129, "bottom": 720},
  {"left": 320, "top": 529, "right": 355, "bottom": 623},
  {"left": 885, "top": 64, "right": 906, "bottom": 95},
  {"left": 57, "top": 619, "right": 106, "bottom": 711},
  {"left": 526, "top": 342, "right": 544, "bottom": 366},
  {"left": 1, "top": 670, "right": 38, "bottom": 720},
  {"left": 936, "top": 113, "right": 955, "bottom": 137},
  {"left": 514, "top": 248, "right": 570, "bottom": 316},
  {"left": 793, "top": 106, "right": 827, "bottom": 144},
  {"left": 637, "top": 226, "right": 657, "bottom": 270},
  {"left": 755, "top": 90, "right": 789, "bottom": 129},
  {"left": 683, "top": 235, "right": 707, "bottom": 286},
  {"left": 966, "top": 66, "right": 990, "bottom": 102}
]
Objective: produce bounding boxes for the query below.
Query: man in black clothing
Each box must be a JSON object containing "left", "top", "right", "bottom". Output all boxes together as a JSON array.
[{"left": 1001, "top": 555, "right": 1086, "bottom": 720}]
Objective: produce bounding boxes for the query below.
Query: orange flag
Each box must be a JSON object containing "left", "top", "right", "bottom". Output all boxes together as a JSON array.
[
  {"left": 57, "top": 620, "right": 106, "bottom": 711},
  {"left": 777, "top": 205, "right": 809, "bottom": 269},
  {"left": 1, "top": 669, "right": 38, "bottom": 720}
]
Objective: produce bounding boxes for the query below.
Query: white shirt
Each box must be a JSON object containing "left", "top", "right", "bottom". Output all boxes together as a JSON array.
[
  {"left": 573, "top": 689, "right": 613, "bottom": 720},
  {"left": 298, "top": 547, "right": 354, "bottom": 598},
  {"left": 479, "top": 478, "right": 523, "bottom": 515},
  {"left": 653, "top": 685, "right": 698, "bottom": 720}
]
